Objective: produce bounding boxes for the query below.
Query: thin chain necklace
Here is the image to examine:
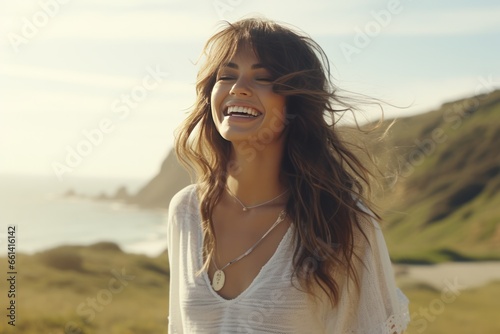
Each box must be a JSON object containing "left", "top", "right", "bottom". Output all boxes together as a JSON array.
[
  {"left": 211, "top": 209, "right": 287, "bottom": 292},
  {"left": 226, "top": 187, "right": 289, "bottom": 212}
]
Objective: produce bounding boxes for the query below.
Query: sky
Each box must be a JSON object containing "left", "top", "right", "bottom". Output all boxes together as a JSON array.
[{"left": 1, "top": 0, "right": 499, "bottom": 183}]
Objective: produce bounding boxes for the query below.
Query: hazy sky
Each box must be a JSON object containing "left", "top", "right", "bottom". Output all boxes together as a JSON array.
[{"left": 1, "top": 0, "right": 499, "bottom": 182}]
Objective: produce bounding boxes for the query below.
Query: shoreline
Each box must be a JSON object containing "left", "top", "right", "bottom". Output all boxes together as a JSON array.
[{"left": 1, "top": 240, "right": 167, "bottom": 258}]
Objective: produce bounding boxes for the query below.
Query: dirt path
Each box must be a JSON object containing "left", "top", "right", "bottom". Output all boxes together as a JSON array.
[{"left": 394, "top": 261, "right": 500, "bottom": 290}]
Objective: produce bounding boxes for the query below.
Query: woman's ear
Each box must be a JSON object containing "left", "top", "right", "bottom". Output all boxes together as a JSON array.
[{"left": 284, "top": 105, "right": 298, "bottom": 125}]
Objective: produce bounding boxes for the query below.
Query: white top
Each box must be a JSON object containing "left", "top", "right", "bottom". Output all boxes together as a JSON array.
[{"left": 167, "top": 184, "right": 410, "bottom": 334}]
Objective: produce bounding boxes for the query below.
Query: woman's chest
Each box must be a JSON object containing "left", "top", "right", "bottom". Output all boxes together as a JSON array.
[{"left": 177, "top": 223, "right": 326, "bottom": 333}]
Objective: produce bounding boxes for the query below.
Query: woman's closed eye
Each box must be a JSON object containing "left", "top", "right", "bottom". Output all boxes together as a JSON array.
[
  {"left": 217, "top": 76, "right": 273, "bottom": 84},
  {"left": 217, "top": 75, "right": 235, "bottom": 81}
]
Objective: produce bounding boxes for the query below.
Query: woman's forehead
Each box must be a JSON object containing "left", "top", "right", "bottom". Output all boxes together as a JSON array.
[
  {"left": 217, "top": 46, "right": 266, "bottom": 69},
  {"left": 226, "top": 48, "right": 259, "bottom": 63}
]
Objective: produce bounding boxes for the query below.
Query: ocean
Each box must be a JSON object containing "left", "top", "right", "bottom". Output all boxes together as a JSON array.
[{"left": 0, "top": 173, "right": 168, "bottom": 257}]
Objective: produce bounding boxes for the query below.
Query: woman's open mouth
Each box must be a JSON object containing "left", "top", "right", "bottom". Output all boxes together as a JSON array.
[{"left": 224, "top": 106, "right": 262, "bottom": 118}]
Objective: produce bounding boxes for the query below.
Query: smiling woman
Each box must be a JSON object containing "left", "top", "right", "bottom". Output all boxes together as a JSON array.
[{"left": 168, "top": 17, "right": 409, "bottom": 333}]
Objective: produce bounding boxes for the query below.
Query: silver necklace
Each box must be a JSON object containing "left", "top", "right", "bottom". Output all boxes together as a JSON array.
[
  {"left": 226, "top": 187, "right": 289, "bottom": 212},
  {"left": 211, "top": 210, "right": 287, "bottom": 292}
]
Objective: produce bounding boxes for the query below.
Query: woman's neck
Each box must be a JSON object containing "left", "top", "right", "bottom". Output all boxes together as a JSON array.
[{"left": 225, "top": 139, "right": 287, "bottom": 205}]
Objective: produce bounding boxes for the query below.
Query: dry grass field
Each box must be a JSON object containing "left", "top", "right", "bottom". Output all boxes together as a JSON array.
[{"left": 0, "top": 243, "right": 169, "bottom": 334}]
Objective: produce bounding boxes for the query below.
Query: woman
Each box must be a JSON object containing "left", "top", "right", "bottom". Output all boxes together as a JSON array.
[{"left": 167, "top": 17, "right": 409, "bottom": 333}]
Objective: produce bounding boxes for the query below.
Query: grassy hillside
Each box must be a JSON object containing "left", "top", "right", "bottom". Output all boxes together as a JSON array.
[
  {"left": 0, "top": 243, "right": 169, "bottom": 334},
  {"left": 401, "top": 280, "right": 500, "bottom": 334},
  {"left": 127, "top": 149, "right": 191, "bottom": 209},
  {"left": 372, "top": 90, "right": 500, "bottom": 263}
]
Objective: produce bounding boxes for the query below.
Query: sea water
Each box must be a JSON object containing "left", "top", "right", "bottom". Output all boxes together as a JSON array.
[{"left": 0, "top": 174, "right": 168, "bottom": 257}]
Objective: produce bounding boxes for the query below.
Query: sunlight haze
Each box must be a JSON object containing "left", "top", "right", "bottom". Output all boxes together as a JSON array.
[{"left": 1, "top": 0, "right": 499, "bottom": 180}]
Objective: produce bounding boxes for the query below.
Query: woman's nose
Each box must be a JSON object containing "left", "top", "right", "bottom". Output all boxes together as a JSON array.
[{"left": 229, "top": 77, "right": 252, "bottom": 96}]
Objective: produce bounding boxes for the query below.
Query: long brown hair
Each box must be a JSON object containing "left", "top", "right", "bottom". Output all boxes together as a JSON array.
[{"left": 175, "top": 17, "right": 381, "bottom": 306}]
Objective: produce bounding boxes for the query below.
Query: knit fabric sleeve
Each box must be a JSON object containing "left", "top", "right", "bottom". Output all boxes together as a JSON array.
[
  {"left": 324, "top": 204, "right": 410, "bottom": 333},
  {"left": 167, "top": 184, "right": 198, "bottom": 334}
]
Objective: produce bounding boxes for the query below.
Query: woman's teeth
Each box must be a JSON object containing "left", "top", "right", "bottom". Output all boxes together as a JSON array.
[{"left": 227, "top": 106, "right": 261, "bottom": 117}]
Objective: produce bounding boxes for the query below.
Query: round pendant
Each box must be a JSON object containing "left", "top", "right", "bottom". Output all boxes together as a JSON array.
[
  {"left": 242, "top": 207, "right": 248, "bottom": 212},
  {"left": 212, "top": 269, "right": 225, "bottom": 291}
]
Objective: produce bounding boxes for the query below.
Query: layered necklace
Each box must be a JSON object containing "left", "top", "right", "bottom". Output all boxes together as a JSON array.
[
  {"left": 211, "top": 209, "right": 287, "bottom": 292},
  {"left": 226, "top": 187, "right": 289, "bottom": 212}
]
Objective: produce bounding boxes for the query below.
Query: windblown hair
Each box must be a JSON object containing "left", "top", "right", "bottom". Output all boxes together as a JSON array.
[{"left": 175, "top": 17, "right": 381, "bottom": 306}]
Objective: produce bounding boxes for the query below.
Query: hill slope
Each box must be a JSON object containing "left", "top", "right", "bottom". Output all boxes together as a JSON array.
[
  {"left": 128, "top": 149, "right": 191, "bottom": 209},
  {"left": 375, "top": 90, "right": 500, "bottom": 262}
]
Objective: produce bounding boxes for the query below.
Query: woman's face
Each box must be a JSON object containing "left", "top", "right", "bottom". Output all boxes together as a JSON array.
[{"left": 210, "top": 46, "right": 287, "bottom": 148}]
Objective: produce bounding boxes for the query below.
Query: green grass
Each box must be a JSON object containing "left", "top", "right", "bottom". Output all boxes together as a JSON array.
[
  {"left": 0, "top": 243, "right": 499, "bottom": 334},
  {"left": 401, "top": 280, "right": 500, "bottom": 334},
  {"left": 0, "top": 243, "right": 169, "bottom": 334}
]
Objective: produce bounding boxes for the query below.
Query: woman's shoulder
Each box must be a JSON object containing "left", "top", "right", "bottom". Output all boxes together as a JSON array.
[
  {"left": 168, "top": 183, "right": 199, "bottom": 215},
  {"left": 353, "top": 198, "right": 381, "bottom": 228},
  {"left": 351, "top": 198, "right": 384, "bottom": 249}
]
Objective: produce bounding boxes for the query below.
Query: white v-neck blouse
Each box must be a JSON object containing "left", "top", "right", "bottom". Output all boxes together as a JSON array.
[{"left": 167, "top": 184, "right": 410, "bottom": 334}]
